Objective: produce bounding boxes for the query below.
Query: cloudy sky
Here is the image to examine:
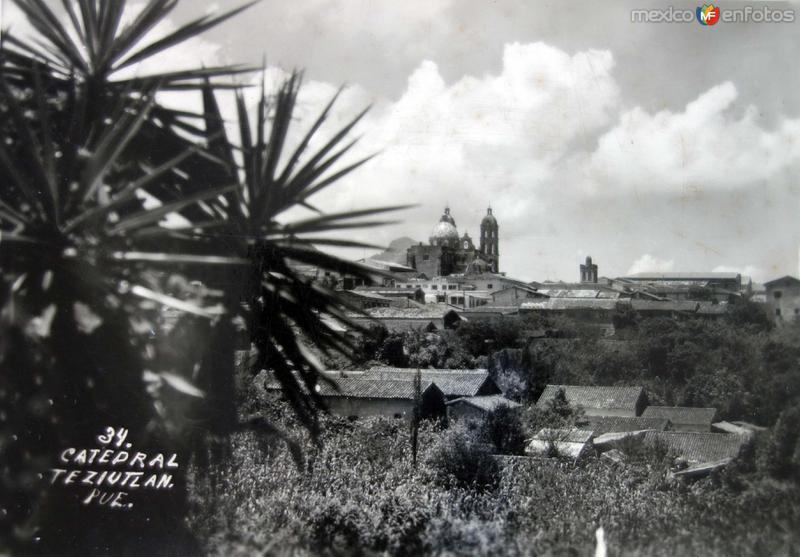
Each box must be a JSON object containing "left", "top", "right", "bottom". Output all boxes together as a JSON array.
[{"left": 4, "top": 0, "right": 800, "bottom": 283}]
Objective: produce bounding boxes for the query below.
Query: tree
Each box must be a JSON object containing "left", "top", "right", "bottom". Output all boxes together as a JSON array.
[
  {"left": 0, "top": 1, "right": 403, "bottom": 552},
  {"left": 480, "top": 404, "right": 526, "bottom": 455}
]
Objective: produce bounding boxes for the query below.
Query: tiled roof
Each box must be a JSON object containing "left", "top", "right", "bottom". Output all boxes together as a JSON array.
[
  {"left": 584, "top": 416, "right": 670, "bottom": 435},
  {"left": 365, "top": 367, "right": 493, "bottom": 397},
  {"left": 630, "top": 300, "right": 703, "bottom": 312},
  {"left": 317, "top": 377, "right": 440, "bottom": 399},
  {"left": 521, "top": 298, "right": 621, "bottom": 311},
  {"left": 344, "top": 290, "right": 393, "bottom": 301},
  {"left": 354, "top": 287, "right": 421, "bottom": 294},
  {"left": 265, "top": 373, "right": 439, "bottom": 400},
  {"left": 644, "top": 431, "right": 745, "bottom": 463},
  {"left": 349, "top": 316, "right": 444, "bottom": 332},
  {"left": 446, "top": 395, "right": 521, "bottom": 412},
  {"left": 764, "top": 275, "right": 800, "bottom": 288},
  {"left": 622, "top": 272, "right": 740, "bottom": 281},
  {"left": 532, "top": 428, "right": 594, "bottom": 444},
  {"left": 642, "top": 406, "right": 717, "bottom": 425},
  {"left": 536, "top": 287, "right": 621, "bottom": 299},
  {"left": 537, "top": 385, "right": 645, "bottom": 411},
  {"left": 363, "top": 305, "right": 448, "bottom": 318}
]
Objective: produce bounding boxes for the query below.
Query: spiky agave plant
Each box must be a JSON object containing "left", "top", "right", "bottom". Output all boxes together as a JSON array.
[
  {"left": 0, "top": 0, "right": 406, "bottom": 552},
  {"left": 0, "top": 1, "right": 257, "bottom": 550},
  {"left": 195, "top": 74, "right": 410, "bottom": 439}
]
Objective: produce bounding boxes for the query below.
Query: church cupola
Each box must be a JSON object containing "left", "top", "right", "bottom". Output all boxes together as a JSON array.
[{"left": 430, "top": 207, "right": 459, "bottom": 248}]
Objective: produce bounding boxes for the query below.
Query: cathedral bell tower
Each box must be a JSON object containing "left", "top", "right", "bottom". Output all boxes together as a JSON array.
[{"left": 479, "top": 207, "right": 499, "bottom": 273}]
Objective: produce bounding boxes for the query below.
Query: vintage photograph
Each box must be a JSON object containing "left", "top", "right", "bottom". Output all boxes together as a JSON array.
[{"left": 1, "top": 0, "right": 799, "bottom": 555}]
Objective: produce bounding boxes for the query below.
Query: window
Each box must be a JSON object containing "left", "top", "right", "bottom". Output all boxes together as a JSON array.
[
  {"left": 775, "top": 291, "right": 783, "bottom": 299},
  {"left": 423, "top": 254, "right": 429, "bottom": 261},
  {"left": 795, "top": 308, "right": 799, "bottom": 315},
  {"left": 776, "top": 308, "right": 782, "bottom": 316},
  {"left": 449, "top": 284, "right": 457, "bottom": 290},
  {"left": 431, "top": 285, "right": 438, "bottom": 290},
  {"left": 487, "top": 284, "right": 493, "bottom": 289}
]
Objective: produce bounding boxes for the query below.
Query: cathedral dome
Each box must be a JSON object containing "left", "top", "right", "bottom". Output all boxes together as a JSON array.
[
  {"left": 440, "top": 207, "right": 456, "bottom": 226},
  {"left": 430, "top": 220, "right": 459, "bottom": 246},
  {"left": 430, "top": 207, "right": 460, "bottom": 247}
]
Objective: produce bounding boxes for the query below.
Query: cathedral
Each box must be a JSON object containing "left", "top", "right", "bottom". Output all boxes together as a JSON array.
[{"left": 406, "top": 207, "right": 499, "bottom": 277}]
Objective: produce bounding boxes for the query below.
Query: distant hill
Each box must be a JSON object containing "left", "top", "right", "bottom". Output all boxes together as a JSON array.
[{"left": 368, "top": 236, "right": 417, "bottom": 265}]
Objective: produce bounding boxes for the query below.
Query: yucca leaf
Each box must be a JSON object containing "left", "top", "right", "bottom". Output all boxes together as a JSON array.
[
  {"left": 277, "top": 237, "right": 386, "bottom": 251},
  {"left": 287, "top": 104, "right": 371, "bottom": 187},
  {"left": 130, "top": 284, "right": 222, "bottom": 317},
  {"left": 276, "top": 204, "right": 412, "bottom": 235},
  {"left": 60, "top": 0, "right": 87, "bottom": 44},
  {"left": 275, "top": 84, "right": 342, "bottom": 185},
  {"left": 32, "top": 67, "right": 58, "bottom": 223},
  {"left": 260, "top": 73, "right": 298, "bottom": 192},
  {"left": 106, "top": 183, "right": 237, "bottom": 235},
  {"left": 300, "top": 152, "right": 379, "bottom": 203},
  {"left": 114, "top": 1, "right": 258, "bottom": 71},
  {"left": 13, "top": 0, "right": 88, "bottom": 72},
  {"left": 77, "top": 0, "right": 100, "bottom": 62},
  {"left": 0, "top": 75, "right": 55, "bottom": 222},
  {"left": 1, "top": 32, "right": 69, "bottom": 69},
  {"left": 64, "top": 142, "right": 209, "bottom": 233},
  {"left": 77, "top": 94, "right": 157, "bottom": 206},
  {"left": 98, "top": 0, "right": 126, "bottom": 58},
  {"left": 0, "top": 142, "right": 46, "bottom": 221},
  {"left": 106, "top": 0, "right": 177, "bottom": 66},
  {"left": 275, "top": 137, "right": 362, "bottom": 212},
  {"left": 111, "top": 252, "right": 249, "bottom": 266}
]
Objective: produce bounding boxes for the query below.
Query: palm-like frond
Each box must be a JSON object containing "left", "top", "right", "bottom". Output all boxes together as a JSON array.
[
  {"left": 6, "top": 0, "right": 256, "bottom": 87},
  {"left": 192, "top": 74, "right": 410, "bottom": 434}
]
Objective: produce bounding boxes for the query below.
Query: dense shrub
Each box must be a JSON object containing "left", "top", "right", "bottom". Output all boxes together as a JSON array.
[
  {"left": 423, "top": 425, "right": 500, "bottom": 489},
  {"left": 479, "top": 405, "right": 527, "bottom": 455},
  {"left": 758, "top": 404, "right": 800, "bottom": 479}
]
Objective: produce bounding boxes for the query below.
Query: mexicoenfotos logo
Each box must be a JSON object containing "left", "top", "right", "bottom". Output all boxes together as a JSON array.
[
  {"left": 697, "top": 4, "right": 721, "bottom": 25},
  {"left": 631, "top": 4, "right": 795, "bottom": 23}
]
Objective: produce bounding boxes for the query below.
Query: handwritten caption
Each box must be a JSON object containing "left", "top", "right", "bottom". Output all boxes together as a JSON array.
[{"left": 50, "top": 426, "right": 180, "bottom": 509}]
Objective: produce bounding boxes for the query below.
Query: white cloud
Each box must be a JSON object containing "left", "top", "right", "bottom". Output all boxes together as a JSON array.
[
  {"left": 627, "top": 254, "right": 675, "bottom": 275},
  {"left": 587, "top": 82, "right": 800, "bottom": 194},
  {"left": 305, "top": 42, "right": 621, "bottom": 246}
]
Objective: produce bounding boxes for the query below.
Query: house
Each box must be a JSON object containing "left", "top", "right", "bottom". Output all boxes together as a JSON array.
[
  {"left": 453, "top": 306, "right": 520, "bottom": 322},
  {"left": 526, "top": 428, "right": 595, "bottom": 459},
  {"left": 582, "top": 415, "right": 671, "bottom": 435},
  {"left": 347, "top": 305, "right": 449, "bottom": 332},
  {"left": 446, "top": 395, "right": 521, "bottom": 421},
  {"left": 354, "top": 285, "right": 425, "bottom": 304},
  {"left": 643, "top": 431, "right": 746, "bottom": 464},
  {"left": 363, "top": 367, "right": 501, "bottom": 400},
  {"left": 618, "top": 272, "right": 743, "bottom": 291},
  {"left": 520, "top": 298, "right": 622, "bottom": 336},
  {"left": 265, "top": 374, "right": 447, "bottom": 421},
  {"left": 536, "top": 385, "right": 648, "bottom": 417},
  {"left": 642, "top": 406, "right": 717, "bottom": 432},
  {"left": 338, "top": 290, "right": 394, "bottom": 310},
  {"left": 488, "top": 285, "right": 548, "bottom": 307},
  {"left": 629, "top": 300, "right": 727, "bottom": 319},
  {"left": 763, "top": 276, "right": 800, "bottom": 324}
]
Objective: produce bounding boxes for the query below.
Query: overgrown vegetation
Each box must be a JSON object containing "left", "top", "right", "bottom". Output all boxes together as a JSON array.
[
  {"left": 350, "top": 303, "right": 800, "bottom": 426},
  {"left": 0, "top": 0, "right": 403, "bottom": 553},
  {"left": 187, "top": 408, "right": 800, "bottom": 556}
]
